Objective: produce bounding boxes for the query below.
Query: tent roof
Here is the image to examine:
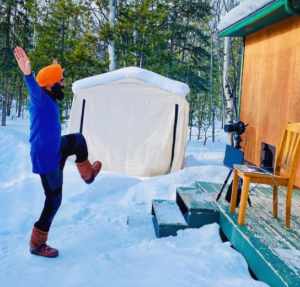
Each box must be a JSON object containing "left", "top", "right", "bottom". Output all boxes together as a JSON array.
[
  {"left": 72, "top": 67, "right": 190, "bottom": 99},
  {"left": 218, "top": 0, "right": 300, "bottom": 38}
]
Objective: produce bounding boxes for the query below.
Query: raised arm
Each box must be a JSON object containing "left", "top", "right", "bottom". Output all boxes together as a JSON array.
[
  {"left": 14, "top": 46, "right": 32, "bottom": 76},
  {"left": 14, "top": 46, "right": 43, "bottom": 106}
]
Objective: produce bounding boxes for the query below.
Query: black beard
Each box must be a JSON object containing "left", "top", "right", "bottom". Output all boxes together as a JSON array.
[{"left": 51, "top": 83, "right": 65, "bottom": 101}]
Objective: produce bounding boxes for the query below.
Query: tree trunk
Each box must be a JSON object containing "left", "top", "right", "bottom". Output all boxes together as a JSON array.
[
  {"left": 169, "top": 8, "right": 176, "bottom": 74},
  {"left": 223, "top": 0, "right": 234, "bottom": 145},
  {"left": 7, "top": 82, "right": 17, "bottom": 117},
  {"left": 210, "top": 36, "right": 215, "bottom": 142},
  {"left": 109, "top": 0, "right": 116, "bottom": 71},
  {"left": 140, "top": 35, "right": 145, "bottom": 68},
  {"left": 7, "top": 91, "right": 12, "bottom": 117},
  {"left": 219, "top": 63, "right": 225, "bottom": 128},
  {"left": 188, "top": 108, "right": 194, "bottom": 141},
  {"left": 17, "top": 81, "right": 24, "bottom": 118},
  {"left": 2, "top": 4, "right": 11, "bottom": 126},
  {"left": 61, "top": 18, "right": 65, "bottom": 67},
  {"left": 2, "top": 74, "right": 9, "bottom": 126},
  {"left": 134, "top": 0, "right": 139, "bottom": 67},
  {"left": 169, "top": 33, "right": 174, "bottom": 71},
  {"left": 197, "top": 97, "right": 205, "bottom": 140}
]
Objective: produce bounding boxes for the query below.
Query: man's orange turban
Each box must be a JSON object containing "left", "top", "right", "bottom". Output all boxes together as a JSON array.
[{"left": 36, "top": 64, "right": 63, "bottom": 87}]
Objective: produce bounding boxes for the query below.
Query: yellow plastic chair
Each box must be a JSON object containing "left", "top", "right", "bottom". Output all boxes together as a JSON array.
[{"left": 230, "top": 123, "right": 300, "bottom": 228}]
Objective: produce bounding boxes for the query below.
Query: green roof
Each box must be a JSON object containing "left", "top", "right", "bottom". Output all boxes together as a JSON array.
[{"left": 219, "top": 0, "right": 300, "bottom": 38}]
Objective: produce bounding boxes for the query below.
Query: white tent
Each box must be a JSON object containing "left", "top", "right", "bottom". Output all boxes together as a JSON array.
[{"left": 68, "top": 67, "right": 190, "bottom": 177}]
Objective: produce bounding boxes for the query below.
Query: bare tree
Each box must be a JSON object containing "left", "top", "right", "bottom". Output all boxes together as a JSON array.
[
  {"left": 108, "top": 0, "right": 116, "bottom": 71},
  {"left": 1, "top": 3, "right": 12, "bottom": 127},
  {"left": 222, "top": 0, "right": 235, "bottom": 145},
  {"left": 210, "top": 0, "right": 245, "bottom": 145}
]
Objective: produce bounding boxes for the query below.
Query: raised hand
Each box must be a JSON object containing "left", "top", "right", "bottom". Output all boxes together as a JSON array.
[{"left": 14, "top": 46, "right": 32, "bottom": 76}]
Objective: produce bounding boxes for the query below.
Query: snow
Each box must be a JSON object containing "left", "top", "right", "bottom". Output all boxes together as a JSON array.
[
  {"left": 153, "top": 200, "right": 187, "bottom": 225},
  {"left": 218, "top": 0, "right": 277, "bottom": 32},
  {"left": 0, "top": 118, "right": 269, "bottom": 287},
  {"left": 180, "top": 188, "right": 212, "bottom": 203},
  {"left": 72, "top": 67, "right": 190, "bottom": 99}
]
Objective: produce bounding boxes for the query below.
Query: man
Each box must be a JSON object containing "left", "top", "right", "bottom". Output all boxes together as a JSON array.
[{"left": 14, "top": 46, "right": 101, "bottom": 258}]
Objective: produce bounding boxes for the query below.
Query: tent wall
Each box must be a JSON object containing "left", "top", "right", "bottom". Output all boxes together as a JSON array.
[
  {"left": 68, "top": 78, "right": 189, "bottom": 176},
  {"left": 240, "top": 15, "right": 300, "bottom": 187}
]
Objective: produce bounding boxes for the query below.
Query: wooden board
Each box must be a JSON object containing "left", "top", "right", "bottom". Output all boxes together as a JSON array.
[
  {"left": 176, "top": 187, "right": 219, "bottom": 228},
  {"left": 151, "top": 199, "right": 188, "bottom": 238},
  {"left": 195, "top": 181, "right": 300, "bottom": 287},
  {"left": 240, "top": 15, "right": 300, "bottom": 187}
]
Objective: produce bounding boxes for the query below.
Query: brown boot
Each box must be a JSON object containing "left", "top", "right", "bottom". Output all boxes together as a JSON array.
[
  {"left": 29, "top": 227, "right": 59, "bottom": 258},
  {"left": 76, "top": 159, "right": 102, "bottom": 184}
]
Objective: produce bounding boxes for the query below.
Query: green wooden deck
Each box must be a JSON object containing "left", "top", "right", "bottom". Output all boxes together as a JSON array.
[{"left": 195, "top": 181, "right": 300, "bottom": 287}]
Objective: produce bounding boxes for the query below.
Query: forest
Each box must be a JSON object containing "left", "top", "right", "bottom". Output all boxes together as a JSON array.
[{"left": 0, "top": 0, "right": 243, "bottom": 143}]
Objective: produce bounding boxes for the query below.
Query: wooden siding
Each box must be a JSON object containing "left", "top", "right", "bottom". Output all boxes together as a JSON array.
[{"left": 240, "top": 15, "right": 300, "bottom": 187}]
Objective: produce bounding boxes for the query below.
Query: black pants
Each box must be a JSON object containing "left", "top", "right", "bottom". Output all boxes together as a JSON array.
[{"left": 34, "top": 133, "right": 88, "bottom": 232}]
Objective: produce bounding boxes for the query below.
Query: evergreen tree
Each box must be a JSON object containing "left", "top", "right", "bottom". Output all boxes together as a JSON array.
[
  {"left": 0, "top": 0, "right": 33, "bottom": 125},
  {"left": 29, "top": 0, "right": 107, "bottom": 122},
  {"left": 0, "top": 0, "right": 241, "bottom": 136}
]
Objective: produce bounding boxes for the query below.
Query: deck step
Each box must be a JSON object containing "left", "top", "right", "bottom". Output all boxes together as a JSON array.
[
  {"left": 196, "top": 181, "right": 300, "bottom": 287},
  {"left": 151, "top": 199, "right": 188, "bottom": 238},
  {"left": 176, "top": 187, "right": 219, "bottom": 228}
]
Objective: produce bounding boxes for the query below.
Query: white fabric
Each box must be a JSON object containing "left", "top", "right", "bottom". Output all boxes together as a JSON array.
[
  {"left": 68, "top": 75, "right": 189, "bottom": 177},
  {"left": 72, "top": 66, "right": 190, "bottom": 99},
  {"left": 218, "top": 0, "right": 277, "bottom": 32}
]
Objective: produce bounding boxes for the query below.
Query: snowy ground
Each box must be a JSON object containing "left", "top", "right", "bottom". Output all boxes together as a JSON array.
[{"left": 0, "top": 118, "right": 268, "bottom": 287}]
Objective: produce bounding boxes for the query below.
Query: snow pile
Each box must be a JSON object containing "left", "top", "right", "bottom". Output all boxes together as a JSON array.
[
  {"left": 0, "top": 127, "right": 32, "bottom": 187},
  {"left": 0, "top": 118, "right": 269, "bottom": 287},
  {"left": 184, "top": 154, "right": 201, "bottom": 167},
  {"left": 72, "top": 67, "right": 190, "bottom": 99},
  {"left": 121, "top": 165, "right": 228, "bottom": 213},
  {"left": 218, "top": 0, "right": 277, "bottom": 32}
]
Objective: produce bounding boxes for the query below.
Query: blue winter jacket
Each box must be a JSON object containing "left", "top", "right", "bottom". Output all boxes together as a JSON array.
[{"left": 25, "top": 74, "right": 61, "bottom": 174}]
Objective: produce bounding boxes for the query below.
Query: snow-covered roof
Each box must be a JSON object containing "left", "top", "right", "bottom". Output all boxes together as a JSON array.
[
  {"left": 72, "top": 67, "right": 190, "bottom": 99},
  {"left": 218, "top": 0, "right": 277, "bottom": 32}
]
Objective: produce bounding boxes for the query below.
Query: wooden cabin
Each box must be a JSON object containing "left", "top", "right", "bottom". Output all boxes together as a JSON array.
[{"left": 219, "top": 0, "right": 300, "bottom": 187}]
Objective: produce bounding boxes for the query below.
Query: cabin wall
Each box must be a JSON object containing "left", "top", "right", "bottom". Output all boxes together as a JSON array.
[{"left": 240, "top": 15, "right": 300, "bottom": 187}]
